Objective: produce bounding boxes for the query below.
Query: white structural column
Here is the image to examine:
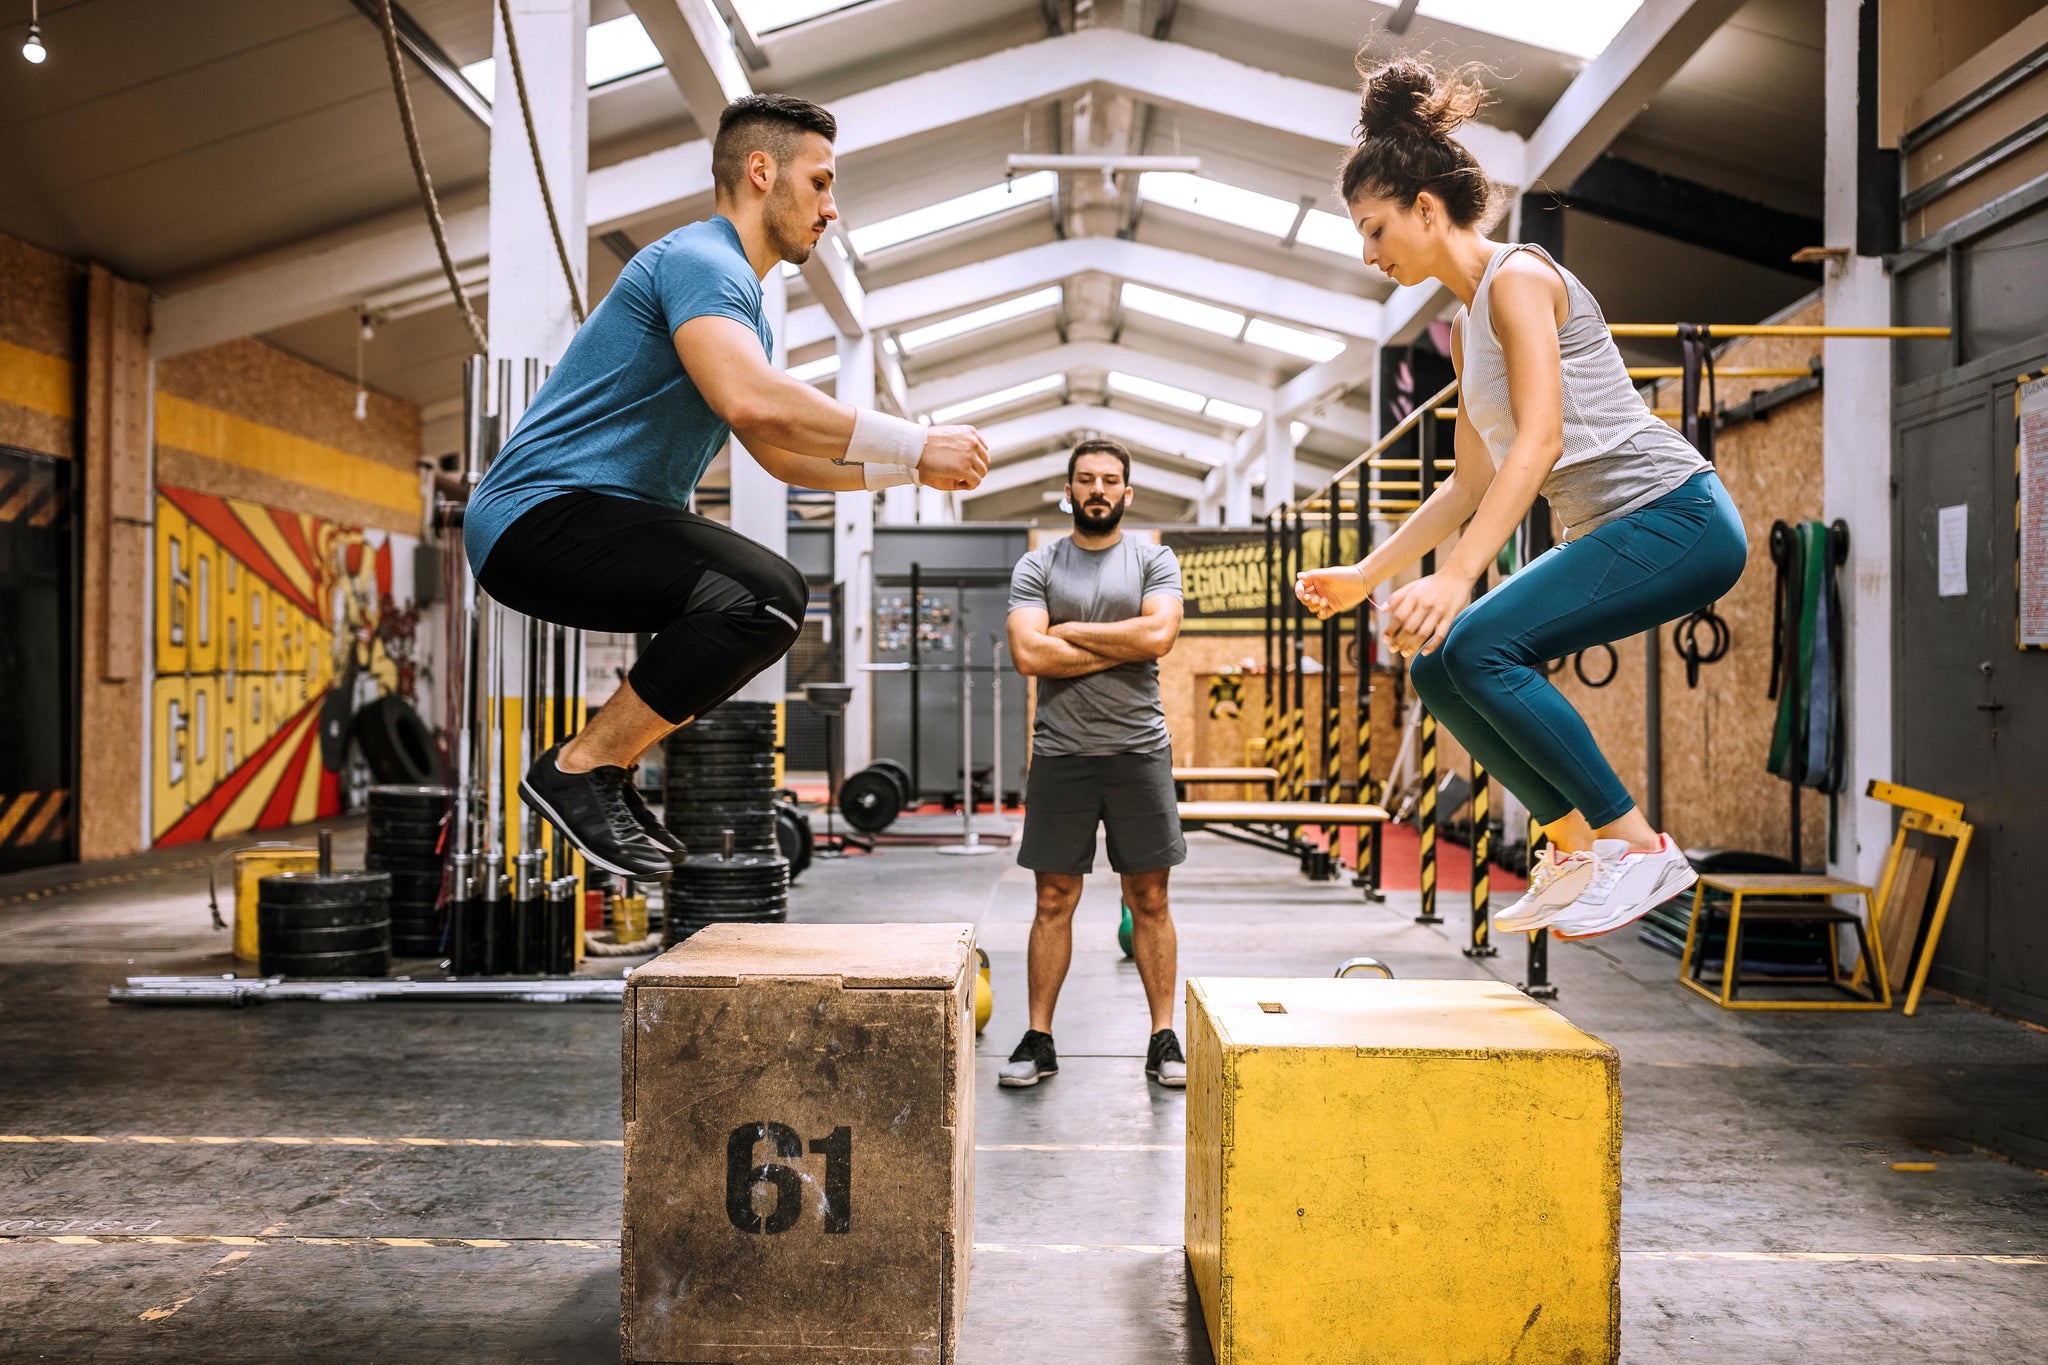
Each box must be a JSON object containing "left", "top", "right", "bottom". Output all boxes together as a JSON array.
[
  {"left": 834, "top": 330, "right": 877, "bottom": 771},
  {"left": 488, "top": 0, "right": 589, "bottom": 368},
  {"left": 731, "top": 271, "right": 792, "bottom": 703},
  {"left": 1822, "top": 0, "right": 1892, "bottom": 887},
  {"left": 1261, "top": 411, "right": 1295, "bottom": 518},
  {"left": 1223, "top": 460, "right": 1253, "bottom": 525}
]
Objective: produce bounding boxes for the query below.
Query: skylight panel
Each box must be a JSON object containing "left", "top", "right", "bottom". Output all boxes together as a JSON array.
[
  {"left": 896, "top": 286, "right": 1062, "bottom": 352},
  {"left": 460, "top": 14, "right": 662, "bottom": 102},
  {"left": 1108, "top": 372, "right": 1207, "bottom": 414},
  {"left": 1244, "top": 318, "right": 1348, "bottom": 363},
  {"left": 1291, "top": 421, "right": 1310, "bottom": 442},
  {"left": 1140, "top": 174, "right": 1366, "bottom": 261},
  {"left": 788, "top": 354, "right": 840, "bottom": 383},
  {"left": 733, "top": 0, "right": 868, "bottom": 33},
  {"left": 848, "top": 173, "right": 1057, "bottom": 255},
  {"left": 930, "top": 375, "right": 1064, "bottom": 423},
  {"left": 1120, "top": 284, "right": 1244, "bottom": 339},
  {"left": 1139, "top": 173, "right": 1297, "bottom": 238},
  {"left": 1294, "top": 210, "right": 1363, "bottom": 258},
  {"left": 1417, "top": 0, "right": 1642, "bottom": 61},
  {"left": 1205, "top": 398, "right": 1264, "bottom": 428}
]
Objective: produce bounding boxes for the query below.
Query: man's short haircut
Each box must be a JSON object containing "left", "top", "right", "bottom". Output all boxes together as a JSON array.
[
  {"left": 712, "top": 94, "right": 837, "bottom": 196},
  {"left": 1068, "top": 438, "right": 1132, "bottom": 484}
]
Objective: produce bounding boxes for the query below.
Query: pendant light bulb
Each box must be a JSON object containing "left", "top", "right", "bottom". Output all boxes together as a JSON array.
[{"left": 22, "top": 23, "right": 46, "bottom": 63}]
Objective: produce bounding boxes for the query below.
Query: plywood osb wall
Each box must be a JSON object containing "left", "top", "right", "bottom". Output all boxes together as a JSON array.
[
  {"left": 155, "top": 339, "right": 423, "bottom": 537},
  {"left": 1549, "top": 298, "right": 1829, "bottom": 862},
  {"left": 0, "top": 233, "right": 79, "bottom": 459}
]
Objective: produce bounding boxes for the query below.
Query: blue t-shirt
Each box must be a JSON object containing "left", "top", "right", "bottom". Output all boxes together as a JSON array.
[{"left": 463, "top": 216, "right": 774, "bottom": 570}]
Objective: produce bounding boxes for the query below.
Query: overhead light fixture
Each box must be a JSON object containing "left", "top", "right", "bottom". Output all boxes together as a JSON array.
[{"left": 22, "top": 0, "right": 44, "bottom": 63}]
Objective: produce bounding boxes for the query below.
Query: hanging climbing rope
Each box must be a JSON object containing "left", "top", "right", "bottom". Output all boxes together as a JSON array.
[{"left": 373, "top": 0, "right": 488, "bottom": 354}]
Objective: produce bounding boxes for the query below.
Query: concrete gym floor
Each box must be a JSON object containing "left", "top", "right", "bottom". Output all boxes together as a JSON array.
[{"left": 2, "top": 820, "right": 2046, "bottom": 1363}]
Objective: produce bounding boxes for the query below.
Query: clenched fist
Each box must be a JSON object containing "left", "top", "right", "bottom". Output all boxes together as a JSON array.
[{"left": 917, "top": 424, "right": 990, "bottom": 490}]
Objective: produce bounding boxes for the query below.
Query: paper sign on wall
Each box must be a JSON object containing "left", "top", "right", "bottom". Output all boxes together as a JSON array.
[
  {"left": 1938, "top": 504, "right": 1968, "bottom": 598},
  {"left": 2019, "top": 373, "right": 2048, "bottom": 646}
]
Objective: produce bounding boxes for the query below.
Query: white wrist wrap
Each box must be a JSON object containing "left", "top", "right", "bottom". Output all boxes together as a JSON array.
[
  {"left": 863, "top": 463, "right": 916, "bottom": 491},
  {"left": 846, "top": 408, "right": 925, "bottom": 467}
]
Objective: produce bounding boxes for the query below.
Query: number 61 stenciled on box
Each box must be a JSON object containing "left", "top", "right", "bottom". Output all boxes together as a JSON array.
[{"left": 622, "top": 923, "right": 978, "bottom": 1365}]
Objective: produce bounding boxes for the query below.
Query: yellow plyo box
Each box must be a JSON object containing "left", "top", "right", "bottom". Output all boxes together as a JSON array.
[{"left": 1186, "top": 977, "right": 1620, "bottom": 1365}]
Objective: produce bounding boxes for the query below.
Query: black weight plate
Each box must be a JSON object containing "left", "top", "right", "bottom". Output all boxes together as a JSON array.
[
  {"left": 257, "top": 871, "right": 391, "bottom": 906},
  {"left": 675, "top": 848, "right": 787, "bottom": 871},
  {"left": 259, "top": 947, "right": 391, "bottom": 979},
  {"left": 258, "top": 900, "right": 391, "bottom": 930},
  {"left": 259, "top": 923, "right": 391, "bottom": 955},
  {"left": 665, "top": 779, "right": 775, "bottom": 798},
  {"left": 366, "top": 836, "right": 445, "bottom": 860},
  {"left": 774, "top": 804, "right": 812, "bottom": 878},
  {"left": 665, "top": 754, "right": 777, "bottom": 771},
  {"left": 868, "top": 759, "right": 914, "bottom": 805},
  {"left": 391, "top": 939, "right": 445, "bottom": 959},
  {"left": 838, "top": 769, "right": 902, "bottom": 834},
  {"left": 367, "top": 785, "right": 451, "bottom": 809},
  {"left": 367, "top": 809, "right": 446, "bottom": 832}
]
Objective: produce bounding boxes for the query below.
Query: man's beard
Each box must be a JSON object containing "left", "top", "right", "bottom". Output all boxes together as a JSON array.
[
  {"left": 766, "top": 180, "right": 821, "bottom": 265},
  {"left": 1072, "top": 496, "right": 1126, "bottom": 534}
]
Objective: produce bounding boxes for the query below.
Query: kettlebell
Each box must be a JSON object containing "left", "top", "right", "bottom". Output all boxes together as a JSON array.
[
  {"left": 973, "top": 946, "right": 992, "bottom": 1034},
  {"left": 1117, "top": 902, "right": 1134, "bottom": 959}
]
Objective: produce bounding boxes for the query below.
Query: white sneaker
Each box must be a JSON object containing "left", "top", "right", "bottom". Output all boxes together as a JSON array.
[
  {"left": 1492, "top": 847, "right": 1598, "bottom": 933},
  {"left": 1550, "top": 835, "right": 1697, "bottom": 940}
]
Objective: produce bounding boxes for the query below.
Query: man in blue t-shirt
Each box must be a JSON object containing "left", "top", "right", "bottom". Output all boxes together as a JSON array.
[{"left": 465, "top": 94, "right": 989, "bottom": 878}]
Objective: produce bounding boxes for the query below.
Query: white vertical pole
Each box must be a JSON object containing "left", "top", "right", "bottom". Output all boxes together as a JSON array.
[
  {"left": 487, "top": 0, "right": 588, "bottom": 369},
  {"left": 1262, "top": 410, "right": 1296, "bottom": 517},
  {"left": 732, "top": 270, "right": 792, "bottom": 704},
  {"left": 834, "top": 330, "right": 876, "bottom": 772},
  {"left": 1823, "top": 0, "right": 1893, "bottom": 888}
]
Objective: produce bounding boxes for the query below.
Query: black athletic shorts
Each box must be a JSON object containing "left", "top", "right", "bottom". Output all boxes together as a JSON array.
[{"left": 1018, "top": 747, "right": 1186, "bottom": 876}]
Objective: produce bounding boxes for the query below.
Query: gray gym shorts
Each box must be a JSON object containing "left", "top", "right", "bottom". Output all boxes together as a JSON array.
[{"left": 1018, "top": 747, "right": 1187, "bottom": 876}]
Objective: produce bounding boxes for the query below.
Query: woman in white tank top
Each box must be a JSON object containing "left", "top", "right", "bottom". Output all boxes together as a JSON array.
[{"left": 1296, "top": 56, "right": 1748, "bottom": 941}]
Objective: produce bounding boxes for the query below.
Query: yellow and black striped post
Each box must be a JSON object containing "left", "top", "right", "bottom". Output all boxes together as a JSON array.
[
  {"left": 1352, "top": 465, "right": 1383, "bottom": 897},
  {"left": 1521, "top": 818, "right": 1558, "bottom": 998},
  {"left": 1465, "top": 569, "right": 1498, "bottom": 958},
  {"left": 1416, "top": 703, "right": 1440, "bottom": 925},
  {"left": 1262, "top": 511, "right": 1277, "bottom": 774},
  {"left": 1466, "top": 756, "right": 1496, "bottom": 958}
]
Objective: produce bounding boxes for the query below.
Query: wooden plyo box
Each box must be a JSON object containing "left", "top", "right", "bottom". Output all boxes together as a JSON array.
[
  {"left": 1186, "top": 977, "right": 1620, "bottom": 1365},
  {"left": 622, "top": 923, "right": 977, "bottom": 1364}
]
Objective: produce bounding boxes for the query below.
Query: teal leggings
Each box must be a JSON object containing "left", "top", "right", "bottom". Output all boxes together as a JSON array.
[{"left": 1408, "top": 472, "right": 1746, "bottom": 828}]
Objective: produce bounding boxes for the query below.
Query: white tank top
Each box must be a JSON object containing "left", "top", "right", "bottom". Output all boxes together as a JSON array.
[{"left": 1459, "top": 243, "right": 1708, "bottom": 532}]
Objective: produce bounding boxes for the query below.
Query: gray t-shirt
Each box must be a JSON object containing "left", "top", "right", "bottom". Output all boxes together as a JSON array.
[{"left": 1008, "top": 534, "right": 1182, "bottom": 758}]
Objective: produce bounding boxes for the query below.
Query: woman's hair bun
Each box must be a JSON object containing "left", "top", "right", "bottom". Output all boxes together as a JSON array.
[{"left": 1355, "top": 55, "right": 1487, "bottom": 145}]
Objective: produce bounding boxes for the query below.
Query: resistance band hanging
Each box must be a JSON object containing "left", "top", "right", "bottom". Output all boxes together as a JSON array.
[{"left": 1766, "top": 518, "right": 1849, "bottom": 863}]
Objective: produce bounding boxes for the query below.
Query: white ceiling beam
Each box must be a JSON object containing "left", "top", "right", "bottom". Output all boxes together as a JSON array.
[
  {"left": 154, "top": 29, "right": 1520, "bottom": 356},
  {"left": 978, "top": 403, "right": 1233, "bottom": 467},
  {"left": 1525, "top": 0, "right": 1752, "bottom": 189},
  {"left": 965, "top": 449, "right": 1207, "bottom": 504},
  {"left": 784, "top": 238, "right": 1381, "bottom": 352},
  {"left": 627, "top": 0, "right": 864, "bottom": 337},
  {"left": 908, "top": 341, "right": 1272, "bottom": 415}
]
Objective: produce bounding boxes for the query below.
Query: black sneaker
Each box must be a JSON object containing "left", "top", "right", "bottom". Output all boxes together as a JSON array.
[
  {"left": 519, "top": 743, "right": 675, "bottom": 879},
  {"left": 1145, "top": 1029, "right": 1187, "bottom": 1088},
  {"left": 618, "top": 779, "right": 686, "bottom": 856},
  {"left": 997, "top": 1030, "right": 1058, "bottom": 1088}
]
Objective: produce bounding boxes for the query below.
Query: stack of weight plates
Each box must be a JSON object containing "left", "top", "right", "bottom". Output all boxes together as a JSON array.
[
  {"left": 364, "top": 784, "right": 450, "bottom": 957},
  {"left": 666, "top": 845, "right": 791, "bottom": 944},
  {"left": 662, "top": 702, "right": 779, "bottom": 857},
  {"left": 257, "top": 870, "right": 392, "bottom": 978}
]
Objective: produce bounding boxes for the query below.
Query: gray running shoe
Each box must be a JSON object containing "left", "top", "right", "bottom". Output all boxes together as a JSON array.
[
  {"left": 1146, "top": 1028, "right": 1187, "bottom": 1088},
  {"left": 998, "top": 1030, "right": 1058, "bottom": 1088}
]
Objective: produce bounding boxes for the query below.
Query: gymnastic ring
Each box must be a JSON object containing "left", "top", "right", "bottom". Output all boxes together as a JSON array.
[
  {"left": 1671, "top": 608, "right": 1730, "bottom": 688},
  {"left": 1573, "top": 643, "right": 1619, "bottom": 689},
  {"left": 1543, "top": 655, "right": 1568, "bottom": 676}
]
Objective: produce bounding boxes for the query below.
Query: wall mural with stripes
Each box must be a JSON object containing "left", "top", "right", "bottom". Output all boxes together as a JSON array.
[
  {"left": 0, "top": 446, "right": 73, "bottom": 873},
  {"left": 151, "top": 485, "right": 422, "bottom": 846}
]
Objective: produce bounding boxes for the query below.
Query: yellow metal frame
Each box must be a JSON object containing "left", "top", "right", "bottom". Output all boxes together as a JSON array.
[
  {"left": 1861, "top": 779, "right": 1974, "bottom": 1017},
  {"left": 1678, "top": 873, "right": 1891, "bottom": 1011}
]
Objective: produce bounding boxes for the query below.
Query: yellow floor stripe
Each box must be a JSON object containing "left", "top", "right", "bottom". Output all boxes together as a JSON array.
[
  {"left": 0, "top": 1134, "right": 1181, "bottom": 1153},
  {"left": 4, "top": 1234, "right": 2043, "bottom": 1264}
]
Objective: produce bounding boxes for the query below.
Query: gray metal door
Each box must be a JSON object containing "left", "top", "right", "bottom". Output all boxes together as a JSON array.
[{"left": 1894, "top": 368, "right": 2048, "bottom": 1022}]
